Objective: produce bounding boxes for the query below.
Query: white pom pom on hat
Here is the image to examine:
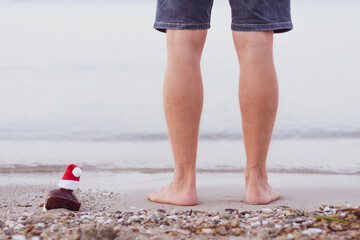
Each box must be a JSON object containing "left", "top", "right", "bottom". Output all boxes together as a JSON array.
[{"left": 72, "top": 167, "right": 82, "bottom": 177}]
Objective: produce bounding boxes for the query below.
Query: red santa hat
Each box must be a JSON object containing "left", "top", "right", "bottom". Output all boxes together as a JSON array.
[{"left": 58, "top": 164, "right": 82, "bottom": 190}]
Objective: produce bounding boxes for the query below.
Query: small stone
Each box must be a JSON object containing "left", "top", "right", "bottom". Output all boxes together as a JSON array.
[
  {"left": 229, "top": 219, "right": 238, "bottom": 227},
  {"left": 216, "top": 226, "right": 228, "bottom": 235},
  {"left": 67, "top": 212, "right": 75, "bottom": 217},
  {"left": 248, "top": 217, "right": 259, "bottom": 222},
  {"left": 12, "top": 236, "right": 26, "bottom": 240},
  {"left": 176, "top": 229, "right": 190, "bottom": 235},
  {"left": 195, "top": 219, "right": 203, "bottom": 225},
  {"left": 292, "top": 223, "right": 300, "bottom": 228},
  {"left": 302, "top": 228, "right": 323, "bottom": 235},
  {"left": 128, "top": 215, "right": 140, "bottom": 224},
  {"left": 36, "top": 223, "right": 45, "bottom": 229},
  {"left": 6, "top": 221, "right": 15, "bottom": 229},
  {"left": 40, "top": 213, "right": 56, "bottom": 222},
  {"left": 17, "top": 216, "right": 28, "bottom": 224},
  {"left": 14, "top": 223, "right": 25, "bottom": 230},
  {"left": 261, "top": 208, "right": 272, "bottom": 213},
  {"left": 323, "top": 206, "right": 330, "bottom": 211},
  {"left": 80, "top": 215, "right": 92, "bottom": 220},
  {"left": 201, "top": 228, "right": 215, "bottom": 234},
  {"left": 23, "top": 212, "right": 32, "bottom": 217},
  {"left": 287, "top": 233, "right": 295, "bottom": 239},
  {"left": 148, "top": 214, "right": 159, "bottom": 222},
  {"left": 231, "top": 228, "right": 244, "bottom": 236},
  {"left": 301, "top": 220, "right": 313, "bottom": 226},
  {"left": 294, "top": 218, "right": 305, "bottom": 223},
  {"left": 40, "top": 232, "right": 48, "bottom": 238},
  {"left": 274, "top": 224, "right": 282, "bottom": 229},
  {"left": 250, "top": 221, "right": 261, "bottom": 227}
]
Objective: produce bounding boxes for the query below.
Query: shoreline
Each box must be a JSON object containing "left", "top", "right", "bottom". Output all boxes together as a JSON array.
[{"left": 1, "top": 139, "right": 360, "bottom": 175}]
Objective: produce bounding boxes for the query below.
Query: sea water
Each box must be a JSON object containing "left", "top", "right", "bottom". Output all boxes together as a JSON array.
[{"left": 0, "top": 0, "right": 359, "bottom": 174}]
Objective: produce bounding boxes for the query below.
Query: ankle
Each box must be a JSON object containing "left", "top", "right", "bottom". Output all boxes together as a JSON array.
[
  {"left": 173, "top": 171, "right": 196, "bottom": 187},
  {"left": 244, "top": 166, "right": 268, "bottom": 183}
]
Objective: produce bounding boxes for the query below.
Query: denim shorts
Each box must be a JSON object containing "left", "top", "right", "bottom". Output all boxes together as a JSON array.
[{"left": 154, "top": 0, "right": 293, "bottom": 33}]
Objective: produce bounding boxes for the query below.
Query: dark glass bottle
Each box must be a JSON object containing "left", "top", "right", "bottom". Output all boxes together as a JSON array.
[{"left": 44, "top": 188, "right": 81, "bottom": 211}]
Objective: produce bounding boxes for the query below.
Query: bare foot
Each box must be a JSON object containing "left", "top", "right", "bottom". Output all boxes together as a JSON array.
[
  {"left": 147, "top": 181, "right": 199, "bottom": 206},
  {"left": 245, "top": 175, "right": 281, "bottom": 205}
]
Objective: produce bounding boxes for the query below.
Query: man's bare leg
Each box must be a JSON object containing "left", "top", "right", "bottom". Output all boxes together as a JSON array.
[
  {"left": 147, "top": 30, "right": 207, "bottom": 206},
  {"left": 233, "top": 31, "right": 281, "bottom": 204}
]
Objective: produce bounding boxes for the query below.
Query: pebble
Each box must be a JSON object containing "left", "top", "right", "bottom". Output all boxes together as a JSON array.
[
  {"left": 13, "top": 223, "right": 24, "bottom": 230},
  {"left": 323, "top": 206, "right": 331, "bottom": 211},
  {"left": 261, "top": 208, "right": 272, "bottom": 213},
  {"left": 12, "top": 236, "right": 26, "bottom": 240},
  {"left": 22, "top": 212, "right": 32, "bottom": 217},
  {"left": 201, "top": 228, "right": 215, "bottom": 234},
  {"left": 40, "top": 232, "right": 48, "bottom": 238},
  {"left": 274, "top": 224, "right": 282, "bottom": 229},
  {"left": 229, "top": 219, "right": 238, "bottom": 227},
  {"left": 195, "top": 219, "right": 203, "bottom": 225},
  {"left": 250, "top": 221, "right": 261, "bottom": 227},
  {"left": 80, "top": 215, "right": 92, "bottom": 220},
  {"left": 287, "top": 233, "right": 295, "bottom": 239},
  {"left": 6, "top": 221, "right": 15, "bottom": 229},
  {"left": 248, "top": 217, "right": 259, "bottom": 222},
  {"left": 302, "top": 228, "right": 323, "bottom": 235},
  {"left": 36, "top": 223, "right": 45, "bottom": 229}
]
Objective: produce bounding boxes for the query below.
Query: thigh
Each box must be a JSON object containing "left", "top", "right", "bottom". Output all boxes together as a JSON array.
[
  {"left": 229, "top": 0, "right": 293, "bottom": 33},
  {"left": 154, "top": 0, "right": 214, "bottom": 33}
]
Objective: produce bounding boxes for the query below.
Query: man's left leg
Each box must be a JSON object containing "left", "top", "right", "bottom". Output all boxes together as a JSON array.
[{"left": 233, "top": 31, "right": 281, "bottom": 204}]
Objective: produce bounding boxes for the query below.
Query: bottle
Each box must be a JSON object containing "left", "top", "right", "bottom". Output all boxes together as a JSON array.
[{"left": 44, "top": 164, "right": 82, "bottom": 211}]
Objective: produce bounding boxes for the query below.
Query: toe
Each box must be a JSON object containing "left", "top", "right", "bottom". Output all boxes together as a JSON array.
[{"left": 147, "top": 192, "right": 153, "bottom": 201}]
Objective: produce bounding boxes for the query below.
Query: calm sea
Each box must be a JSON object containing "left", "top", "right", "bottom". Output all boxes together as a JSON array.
[{"left": 0, "top": 0, "right": 359, "bottom": 174}]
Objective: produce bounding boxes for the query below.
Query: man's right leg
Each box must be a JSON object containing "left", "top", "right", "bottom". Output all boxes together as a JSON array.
[{"left": 147, "top": 30, "right": 207, "bottom": 206}]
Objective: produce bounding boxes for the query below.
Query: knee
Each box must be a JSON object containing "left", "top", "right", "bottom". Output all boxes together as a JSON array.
[
  {"left": 233, "top": 31, "right": 273, "bottom": 58},
  {"left": 167, "top": 30, "right": 207, "bottom": 63}
]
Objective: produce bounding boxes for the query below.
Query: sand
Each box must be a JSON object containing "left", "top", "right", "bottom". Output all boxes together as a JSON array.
[
  {"left": 1, "top": 171, "right": 359, "bottom": 213},
  {"left": 1, "top": 171, "right": 359, "bottom": 239}
]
